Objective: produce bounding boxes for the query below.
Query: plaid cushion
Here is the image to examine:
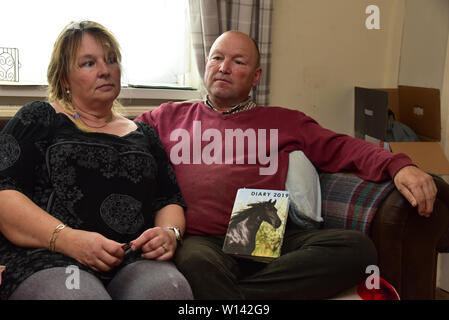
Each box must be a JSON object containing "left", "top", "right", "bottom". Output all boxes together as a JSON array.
[{"left": 320, "top": 172, "right": 395, "bottom": 234}]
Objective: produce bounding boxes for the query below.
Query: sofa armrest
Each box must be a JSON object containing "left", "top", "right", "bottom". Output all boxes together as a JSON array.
[{"left": 370, "top": 176, "right": 449, "bottom": 300}]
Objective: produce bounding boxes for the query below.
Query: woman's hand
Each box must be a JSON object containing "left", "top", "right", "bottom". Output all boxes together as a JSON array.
[
  {"left": 58, "top": 228, "right": 125, "bottom": 272},
  {"left": 130, "top": 204, "right": 185, "bottom": 260},
  {"left": 130, "top": 227, "right": 177, "bottom": 261}
]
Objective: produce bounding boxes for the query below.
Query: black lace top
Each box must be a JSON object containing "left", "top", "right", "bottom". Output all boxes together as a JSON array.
[{"left": 0, "top": 101, "right": 185, "bottom": 299}]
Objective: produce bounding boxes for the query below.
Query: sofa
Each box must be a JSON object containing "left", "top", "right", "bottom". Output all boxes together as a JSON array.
[
  {"left": 318, "top": 171, "right": 449, "bottom": 300},
  {"left": 375, "top": 176, "right": 449, "bottom": 299},
  {"left": 1, "top": 115, "right": 449, "bottom": 300}
]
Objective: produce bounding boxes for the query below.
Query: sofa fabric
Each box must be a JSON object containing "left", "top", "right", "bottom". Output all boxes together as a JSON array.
[{"left": 320, "top": 172, "right": 395, "bottom": 234}]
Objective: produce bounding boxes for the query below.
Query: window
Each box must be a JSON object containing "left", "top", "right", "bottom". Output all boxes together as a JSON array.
[{"left": 1, "top": 0, "right": 199, "bottom": 88}]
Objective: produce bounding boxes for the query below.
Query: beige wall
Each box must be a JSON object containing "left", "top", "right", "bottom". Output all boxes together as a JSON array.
[
  {"left": 270, "top": 0, "right": 405, "bottom": 135},
  {"left": 397, "top": 0, "right": 449, "bottom": 158},
  {"left": 398, "top": 0, "right": 449, "bottom": 89},
  {"left": 270, "top": 0, "right": 449, "bottom": 153}
]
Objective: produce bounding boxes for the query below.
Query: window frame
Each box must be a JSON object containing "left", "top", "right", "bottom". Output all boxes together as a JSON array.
[{"left": 0, "top": 84, "right": 203, "bottom": 118}]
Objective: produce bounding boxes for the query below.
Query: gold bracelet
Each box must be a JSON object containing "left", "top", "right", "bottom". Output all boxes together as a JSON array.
[{"left": 49, "top": 223, "right": 66, "bottom": 252}]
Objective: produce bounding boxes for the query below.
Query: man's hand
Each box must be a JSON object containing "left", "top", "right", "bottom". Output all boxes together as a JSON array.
[{"left": 393, "top": 166, "right": 437, "bottom": 217}]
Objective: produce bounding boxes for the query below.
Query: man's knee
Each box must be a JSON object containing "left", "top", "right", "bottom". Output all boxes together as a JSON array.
[
  {"left": 174, "top": 236, "right": 245, "bottom": 299},
  {"left": 344, "top": 230, "right": 378, "bottom": 267},
  {"left": 174, "top": 236, "right": 225, "bottom": 272},
  {"left": 173, "top": 236, "right": 236, "bottom": 283}
]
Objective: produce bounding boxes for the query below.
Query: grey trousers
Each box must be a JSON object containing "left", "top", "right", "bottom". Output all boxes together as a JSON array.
[
  {"left": 9, "top": 260, "right": 193, "bottom": 300},
  {"left": 174, "top": 224, "right": 377, "bottom": 300}
]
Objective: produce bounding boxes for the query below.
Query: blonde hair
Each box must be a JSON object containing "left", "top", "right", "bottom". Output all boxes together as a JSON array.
[{"left": 47, "top": 20, "right": 123, "bottom": 131}]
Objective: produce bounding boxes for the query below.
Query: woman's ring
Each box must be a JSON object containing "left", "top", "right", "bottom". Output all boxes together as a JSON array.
[{"left": 161, "top": 244, "right": 168, "bottom": 252}]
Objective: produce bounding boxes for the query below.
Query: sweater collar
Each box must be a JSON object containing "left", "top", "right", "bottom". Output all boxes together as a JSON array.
[{"left": 205, "top": 96, "right": 256, "bottom": 115}]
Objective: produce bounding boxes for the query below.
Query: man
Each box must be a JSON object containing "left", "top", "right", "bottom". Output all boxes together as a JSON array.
[{"left": 135, "top": 31, "right": 437, "bottom": 299}]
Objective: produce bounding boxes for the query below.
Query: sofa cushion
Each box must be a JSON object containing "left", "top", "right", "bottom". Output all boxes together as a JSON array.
[{"left": 286, "top": 151, "right": 322, "bottom": 229}]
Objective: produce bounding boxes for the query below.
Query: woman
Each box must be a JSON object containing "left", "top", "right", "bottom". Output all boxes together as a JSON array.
[{"left": 0, "top": 20, "right": 192, "bottom": 300}]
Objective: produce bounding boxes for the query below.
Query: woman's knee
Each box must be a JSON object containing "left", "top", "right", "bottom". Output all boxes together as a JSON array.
[
  {"left": 9, "top": 267, "right": 111, "bottom": 300},
  {"left": 107, "top": 260, "right": 193, "bottom": 300}
]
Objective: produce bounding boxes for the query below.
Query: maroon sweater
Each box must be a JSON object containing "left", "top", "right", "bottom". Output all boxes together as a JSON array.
[{"left": 135, "top": 101, "right": 412, "bottom": 235}]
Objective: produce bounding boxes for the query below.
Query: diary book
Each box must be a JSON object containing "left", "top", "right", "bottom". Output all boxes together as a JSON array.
[{"left": 222, "top": 188, "right": 289, "bottom": 262}]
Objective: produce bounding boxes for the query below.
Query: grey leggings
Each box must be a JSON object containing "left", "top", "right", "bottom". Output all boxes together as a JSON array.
[{"left": 9, "top": 260, "right": 193, "bottom": 300}]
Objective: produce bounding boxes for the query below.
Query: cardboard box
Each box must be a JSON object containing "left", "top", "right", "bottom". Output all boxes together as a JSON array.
[
  {"left": 354, "top": 86, "right": 449, "bottom": 175},
  {"left": 389, "top": 142, "right": 449, "bottom": 175}
]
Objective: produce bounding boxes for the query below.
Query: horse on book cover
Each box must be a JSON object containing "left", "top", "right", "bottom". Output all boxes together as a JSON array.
[{"left": 225, "top": 199, "right": 282, "bottom": 256}]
